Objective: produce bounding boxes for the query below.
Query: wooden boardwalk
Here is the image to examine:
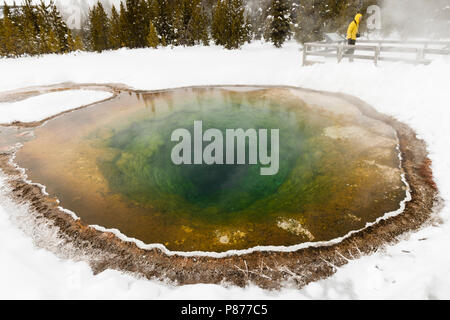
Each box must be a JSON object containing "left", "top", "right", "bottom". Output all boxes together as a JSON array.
[{"left": 302, "top": 40, "right": 450, "bottom": 66}]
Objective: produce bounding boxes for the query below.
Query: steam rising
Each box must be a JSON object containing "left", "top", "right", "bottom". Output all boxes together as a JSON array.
[{"left": 381, "top": 0, "right": 450, "bottom": 38}]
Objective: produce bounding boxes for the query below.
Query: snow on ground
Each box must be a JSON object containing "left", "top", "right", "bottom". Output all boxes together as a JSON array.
[
  {"left": 0, "top": 42, "right": 450, "bottom": 299},
  {"left": 0, "top": 90, "right": 113, "bottom": 124}
]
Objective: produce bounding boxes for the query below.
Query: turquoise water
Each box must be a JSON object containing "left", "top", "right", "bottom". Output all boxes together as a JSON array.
[{"left": 96, "top": 98, "right": 305, "bottom": 220}]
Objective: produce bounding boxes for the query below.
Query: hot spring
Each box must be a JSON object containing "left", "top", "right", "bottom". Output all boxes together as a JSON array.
[{"left": 13, "top": 87, "right": 407, "bottom": 252}]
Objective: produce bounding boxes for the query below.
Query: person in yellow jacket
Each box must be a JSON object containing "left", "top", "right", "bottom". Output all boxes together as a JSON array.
[{"left": 346, "top": 13, "right": 363, "bottom": 60}]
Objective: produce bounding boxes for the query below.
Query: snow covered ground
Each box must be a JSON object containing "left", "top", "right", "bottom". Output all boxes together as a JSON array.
[
  {"left": 0, "top": 90, "right": 113, "bottom": 124},
  {"left": 0, "top": 42, "right": 449, "bottom": 299}
]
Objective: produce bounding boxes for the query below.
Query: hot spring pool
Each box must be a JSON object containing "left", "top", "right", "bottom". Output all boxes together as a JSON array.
[{"left": 13, "top": 87, "right": 407, "bottom": 252}]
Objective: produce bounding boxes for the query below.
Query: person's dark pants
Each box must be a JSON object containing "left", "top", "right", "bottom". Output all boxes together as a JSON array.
[
  {"left": 347, "top": 39, "right": 356, "bottom": 54},
  {"left": 346, "top": 39, "right": 356, "bottom": 61}
]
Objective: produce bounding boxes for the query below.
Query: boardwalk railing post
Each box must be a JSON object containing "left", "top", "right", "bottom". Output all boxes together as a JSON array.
[
  {"left": 302, "top": 44, "right": 308, "bottom": 66},
  {"left": 337, "top": 44, "right": 343, "bottom": 63},
  {"left": 374, "top": 46, "right": 380, "bottom": 66},
  {"left": 417, "top": 48, "right": 425, "bottom": 64}
]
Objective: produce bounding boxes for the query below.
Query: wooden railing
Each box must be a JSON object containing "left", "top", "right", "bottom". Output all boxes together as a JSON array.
[{"left": 302, "top": 40, "right": 450, "bottom": 66}]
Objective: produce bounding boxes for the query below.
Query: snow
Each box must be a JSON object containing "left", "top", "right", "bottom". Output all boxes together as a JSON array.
[
  {"left": 0, "top": 44, "right": 300, "bottom": 93},
  {"left": 1, "top": 41, "right": 450, "bottom": 299},
  {"left": 0, "top": 90, "right": 113, "bottom": 124}
]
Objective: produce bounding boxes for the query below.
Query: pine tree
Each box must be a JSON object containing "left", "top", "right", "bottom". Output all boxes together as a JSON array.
[
  {"left": 0, "top": 4, "right": 19, "bottom": 57},
  {"left": 172, "top": 0, "right": 185, "bottom": 45},
  {"left": 20, "top": 0, "right": 40, "bottom": 55},
  {"left": 172, "top": 0, "right": 209, "bottom": 46},
  {"left": 145, "top": 0, "right": 159, "bottom": 21},
  {"left": 0, "top": 0, "right": 84, "bottom": 56},
  {"left": 73, "top": 35, "right": 85, "bottom": 51},
  {"left": 294, "top": 0, "right": 325, "bottom": 43},
  {"left": 125, "top": 0, "right": 149, "bottom": 48},
  {"left": 230, "top": 0, "right": 251, "bottom": 48},
  {"left": 68, "top": 30, "right": 84, "bottom": 51},
  {"left": 211, "top": 0, "right": 227, "bottom": 46},
  {"left": 146, "top": 0, "right": 160, "bottom": 39},
  {"left": 186, "top": 0, "right": 209, "bottom": 46},
  {"left": 36, "top": 1, "right": 62, "bottom": 54},
  {"left": 88, "top": 2, "right": 110, "bottom": 52},
  {"left": 48, "top": 0, "right": 70, "bottom": 52},
  {"left": 67, "top": 30, "right": 75, "bottom": 51},
  {"left": 46, "top": 29, "right": 60, "bottom": 53},
  {"left": 156, "top": 0, "right": 175, "bottom": 45},
  {"left": 266, "top": 0, "right": 291, "bottom": 48},
  {"left": 146, "top": 21, "right": 159, "bottom": 48},
  {"left": 109, "top": 5, "right": 122, "bottom": 49},
  {"left": 118, "top": 2, "right": 129, "bottom": 47},
  {"left": 0, "top": 16, "right": 3, "bottom": 56},
  {"left": 212, "top": 0, "right": 251, "bottom": 49},
  {"left": 36, "top": 1, "right": 50, "bottom": 53}
]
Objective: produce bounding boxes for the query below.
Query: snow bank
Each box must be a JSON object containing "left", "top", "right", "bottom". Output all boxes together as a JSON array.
[
  {"left": 0, "top": 90, "right": 113, "bottom": 124},
  {"left": 1, "top": 42, "right": 450, "bottom": 299}
]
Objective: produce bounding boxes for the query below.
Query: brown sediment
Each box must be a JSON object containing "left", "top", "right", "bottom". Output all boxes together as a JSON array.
[{"left": 0, "top": 84, "right": 441, "bottom": 289}]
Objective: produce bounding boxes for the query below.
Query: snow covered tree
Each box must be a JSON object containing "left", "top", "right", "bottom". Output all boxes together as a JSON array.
[
  {"left": 265, "top": 0, "right": 292, "bottom": 48},
  {"left": 247, "top": 2, "right": 269, "bottom": 40}
]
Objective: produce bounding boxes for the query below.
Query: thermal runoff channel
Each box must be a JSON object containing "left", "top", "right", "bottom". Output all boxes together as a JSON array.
[{"left": 15, "top": 87, "right": 407, "bottom": 252}]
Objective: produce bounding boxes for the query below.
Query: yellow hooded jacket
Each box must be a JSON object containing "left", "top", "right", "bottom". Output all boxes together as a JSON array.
[{"left": 347, "top": 14, "right": 363, "bottom": 40}]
